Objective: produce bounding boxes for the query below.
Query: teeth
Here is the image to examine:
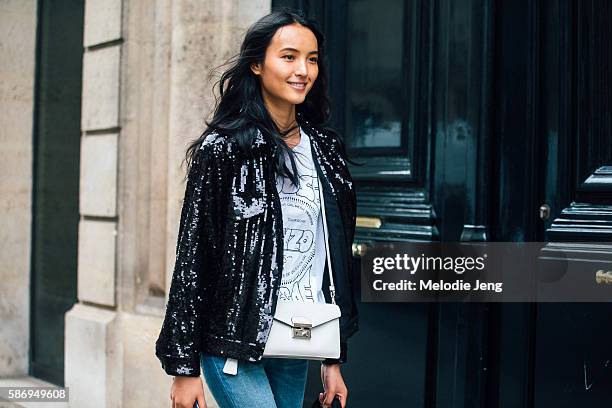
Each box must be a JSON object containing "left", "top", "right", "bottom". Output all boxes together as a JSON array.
[{"left": 289, "top": 82, "right": 305, "bottom": 88}]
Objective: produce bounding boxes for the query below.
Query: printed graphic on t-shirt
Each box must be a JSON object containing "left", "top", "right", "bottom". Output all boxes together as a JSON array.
[{"left": 276, "top": 129, "right": 326, "bottom": 303}]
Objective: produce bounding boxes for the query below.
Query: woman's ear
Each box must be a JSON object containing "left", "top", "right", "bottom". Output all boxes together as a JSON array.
[{"left": 250, "top": 62, "right": 262, "bottom": 76}]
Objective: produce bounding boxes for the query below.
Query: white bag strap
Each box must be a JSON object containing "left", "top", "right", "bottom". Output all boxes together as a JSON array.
[{"left": 317, "top": 174, "right": 336, "bottom": 305}]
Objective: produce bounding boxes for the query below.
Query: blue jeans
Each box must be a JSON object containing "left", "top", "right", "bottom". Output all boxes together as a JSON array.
[{"left": 200, "top": 353, "right": 309, "bottom": 408}]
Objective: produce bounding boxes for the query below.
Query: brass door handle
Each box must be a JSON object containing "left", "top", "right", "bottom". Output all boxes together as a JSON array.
[
  {"left": 356, "top": 216, "right": 382, "bottom": 229},
  {"left": 595, "top": 270, "right": 612, "bottom": 284},
  {"left": 540, "top": 204, "right": 551, "bottom": 220}
]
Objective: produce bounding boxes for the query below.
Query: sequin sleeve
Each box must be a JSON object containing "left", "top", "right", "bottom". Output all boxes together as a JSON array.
[{"left": 155, "top": 135, "right": 233, "bottom": 377}]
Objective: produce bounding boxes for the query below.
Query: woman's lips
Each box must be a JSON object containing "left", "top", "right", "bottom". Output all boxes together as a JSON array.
[{"left": 288, "top": 82, "right": 306, "bottom": 91}]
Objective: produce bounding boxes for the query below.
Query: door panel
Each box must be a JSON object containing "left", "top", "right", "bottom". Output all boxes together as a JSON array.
[{"left": 534, "top": 0, "right": 612, "bottom": 406}]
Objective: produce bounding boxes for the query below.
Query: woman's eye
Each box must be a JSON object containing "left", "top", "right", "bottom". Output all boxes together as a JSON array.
[
  {"left": 309, "top": 57, "right": 318, "bottom": 63},
  {"left": 282, "top": 55, "right": 294, "bottom": 61}
]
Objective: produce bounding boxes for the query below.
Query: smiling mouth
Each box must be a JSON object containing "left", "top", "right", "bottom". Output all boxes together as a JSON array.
[{"left": 288, "top": 82, "right": 306, "bottom": 90}]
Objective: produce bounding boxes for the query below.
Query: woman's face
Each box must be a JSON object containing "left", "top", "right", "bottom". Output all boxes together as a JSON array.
[{"left": 251, "top": 23, "right": 319, "bottom": 108}]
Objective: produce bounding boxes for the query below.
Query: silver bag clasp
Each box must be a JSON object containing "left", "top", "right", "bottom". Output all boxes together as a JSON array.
[{"left": 291, "top": 316, "right": 312, "bottom": 339}]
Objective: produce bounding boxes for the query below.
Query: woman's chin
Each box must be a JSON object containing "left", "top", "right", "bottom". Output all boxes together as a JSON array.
[{"left": 284, "top": 95, "right": 307, "bottom": 105}]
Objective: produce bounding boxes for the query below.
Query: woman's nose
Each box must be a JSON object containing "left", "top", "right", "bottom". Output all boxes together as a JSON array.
[{"left": 294, "top": 59, "right": 308, "bottom": 76}]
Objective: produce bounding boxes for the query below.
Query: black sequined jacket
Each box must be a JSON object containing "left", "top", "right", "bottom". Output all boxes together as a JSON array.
[{"left": 155, "top": 113, "right": 359, "bottom": 377}]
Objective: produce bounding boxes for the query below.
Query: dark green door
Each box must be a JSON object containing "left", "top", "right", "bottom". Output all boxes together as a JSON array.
[
  {"left": 527, "top": 0, "right": 612, "bottom": 405},
  {"left": 456, "top": 0, "right": 612, "bottom": 406},
  {"left": 271, "top": 0, "right": 612, "bottom": 406}
]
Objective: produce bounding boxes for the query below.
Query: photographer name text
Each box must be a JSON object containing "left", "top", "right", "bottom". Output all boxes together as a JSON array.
[{"left": 373, "top": 279, "right": 503, "bottom": 293}]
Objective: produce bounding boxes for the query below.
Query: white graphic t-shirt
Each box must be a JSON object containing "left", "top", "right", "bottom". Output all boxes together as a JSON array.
[{"left": 275, "top": 127, "right": 327, "bottom": 304}]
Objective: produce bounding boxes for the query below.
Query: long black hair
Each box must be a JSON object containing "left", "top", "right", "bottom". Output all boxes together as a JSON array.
[{"left": 183, "top": 7, "right": 357, "bottom": 187}]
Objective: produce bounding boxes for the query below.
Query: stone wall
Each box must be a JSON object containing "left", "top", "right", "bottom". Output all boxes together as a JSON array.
[
  {"left": 65, "top": 1, "right": 271, "bottom": 406},
  {"left": 0, "top": 0, "right": 38, "bottom": 378}
]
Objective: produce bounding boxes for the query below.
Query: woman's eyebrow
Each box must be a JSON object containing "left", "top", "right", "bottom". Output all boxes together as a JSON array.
[{"left": 278, "top": 47, "right": 318, "bottom": 55}]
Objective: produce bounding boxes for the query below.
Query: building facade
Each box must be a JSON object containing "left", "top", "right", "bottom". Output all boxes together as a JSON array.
[
  {"left": 2, "top": 0, "right": 270, "bottom": 407},
  {"left": 1, "top": 0, "right": 612, "bottom": 407}
]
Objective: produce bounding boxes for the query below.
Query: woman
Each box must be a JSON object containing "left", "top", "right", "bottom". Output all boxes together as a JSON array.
[{"left": 155, "top": 8, "right": 359, "bottom": 408}]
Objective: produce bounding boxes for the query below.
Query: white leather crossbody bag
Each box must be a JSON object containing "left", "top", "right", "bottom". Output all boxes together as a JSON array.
[
  {"left": 262, "top": 173, "right": 341, "bottom": 360},
  {"left": 222, "top": 173, "right": 341, "bottom": 376}
]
